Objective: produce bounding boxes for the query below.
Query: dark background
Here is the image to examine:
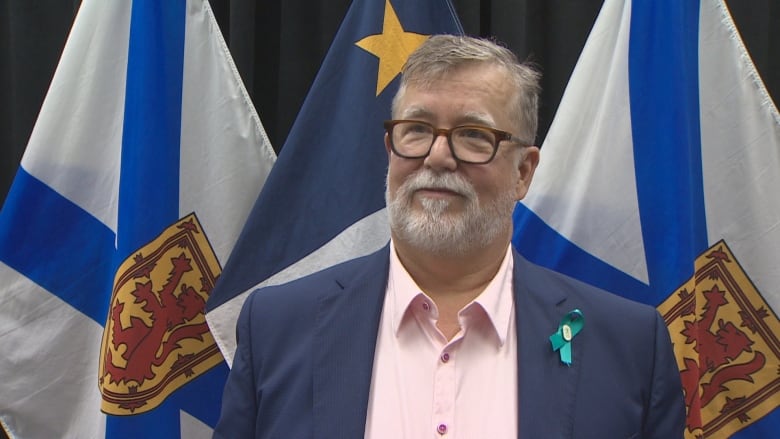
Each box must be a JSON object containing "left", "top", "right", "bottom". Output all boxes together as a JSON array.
[{"left": 1, "top": 0, "right": 778, "bottom": 208}]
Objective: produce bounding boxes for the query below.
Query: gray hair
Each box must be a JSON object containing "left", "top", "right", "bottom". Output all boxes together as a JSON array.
[{"left": 392, "top": 35, "right": 541, "bottom": 146}]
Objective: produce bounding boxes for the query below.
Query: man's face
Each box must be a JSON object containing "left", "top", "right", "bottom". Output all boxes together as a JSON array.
[{"left": 385, "top": 63, "right": 539, "bottom": 255}]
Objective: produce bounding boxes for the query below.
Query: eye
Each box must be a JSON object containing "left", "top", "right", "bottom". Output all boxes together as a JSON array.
[
  {"left": 404, "top": 122, "right": 432, "bottom": 134},
  {"left": 455, "top": 127, "right": 494, "bottom": 143}
]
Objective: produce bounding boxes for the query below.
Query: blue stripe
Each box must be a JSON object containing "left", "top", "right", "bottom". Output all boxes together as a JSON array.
[
  {"left": 0, "top": 169, "right": 114, "bottom": 323},
  {"left": 105, "top": 364, "right": 228, "bottom": 437},
  {"left": 107, "top": 0, "right": 188, "bottom": 437},
  {"left": 629, "top": 0, "right": 707, "bottom": 296},
  {"left": 117, "top": 0, "right": 185, "bottom": 260},
  {"left": 513, "top": 205, "right": 653, "bottom": 304},
  {"left": 731, "top": 408, "right": 780, "bottom": 438},
  {"left": 171, "top": 363, "right": 229, "bottom": 426}
]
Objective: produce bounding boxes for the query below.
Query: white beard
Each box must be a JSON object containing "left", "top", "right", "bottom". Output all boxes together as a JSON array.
[{"left": 386, "top": 169, "right": 515, "bottom": 256}]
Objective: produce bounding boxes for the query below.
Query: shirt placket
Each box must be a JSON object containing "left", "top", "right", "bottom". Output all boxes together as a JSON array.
[{"left": 432, "top": 335, "right": 462, "bottom": 438}]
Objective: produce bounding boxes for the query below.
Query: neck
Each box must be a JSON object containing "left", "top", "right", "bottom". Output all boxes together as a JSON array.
[{"left": 392, "top": 232, "right": 511, "bottom": 326}]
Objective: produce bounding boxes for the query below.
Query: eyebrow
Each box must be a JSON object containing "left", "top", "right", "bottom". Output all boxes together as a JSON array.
[
  {"left": 399, "top": 107, "right": 497, "bottom": 128},
  {"left": 399, "top": 107, "right": 434, "bottom": 120}
]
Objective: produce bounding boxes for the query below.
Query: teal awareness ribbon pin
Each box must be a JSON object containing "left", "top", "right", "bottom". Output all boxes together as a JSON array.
[{"left": 549, "top": 309, "right": 584, "bottom": 366}]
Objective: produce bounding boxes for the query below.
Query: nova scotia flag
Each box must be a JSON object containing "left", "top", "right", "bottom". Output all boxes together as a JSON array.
[
  {"left": 0, "top": 0, "right": 275, "bottom": 438},
  {"left": 513, "top": 0, "right": 780, "bottom": 437},
  {"left": 207, "top": 0, "right": 462, "bottom": 363}
]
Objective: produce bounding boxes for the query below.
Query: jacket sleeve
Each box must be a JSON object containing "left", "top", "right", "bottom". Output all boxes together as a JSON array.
[
  {"left": 643, "top": 311, "right": 687, "bottom": 438},
  {"left": 213, "top": 293, "right": 260, "bottom": 438}
]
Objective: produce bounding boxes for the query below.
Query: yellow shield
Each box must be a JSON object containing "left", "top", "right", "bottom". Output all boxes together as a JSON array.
[
  {"left": 658, "top": 240, "right": 779, "bottom": 438},
  {"left": 98, "top": 213, "right": 224, "bottom": 415}
]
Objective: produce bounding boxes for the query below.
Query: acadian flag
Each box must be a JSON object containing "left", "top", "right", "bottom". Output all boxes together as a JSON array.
[
  {"left": 206, "top": 0, "right": 463, "bottom": 363},
  {"left": 513, "top": 0, "right": 780, "bottom": 438},
  {"left": 0, "top": 0, "right": 275, "bottom": 438}
]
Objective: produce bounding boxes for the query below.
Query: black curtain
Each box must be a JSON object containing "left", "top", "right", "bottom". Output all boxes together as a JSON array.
[{"left": 1, "top": 0, "right": 778, "bottom": 207}]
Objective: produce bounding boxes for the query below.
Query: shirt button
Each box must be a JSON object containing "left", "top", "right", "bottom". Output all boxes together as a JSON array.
[
  {"left": 422, "top": 301, "right": 430, "bottom": 311},
  {"left": 437, "top": 423, "right": 448, "bottom": 435},
  {"left": 440, "top": 352, "right": 450, "bottom": 363}
]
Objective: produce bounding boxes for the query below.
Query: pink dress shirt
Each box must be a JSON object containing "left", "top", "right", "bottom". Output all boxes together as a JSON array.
[{"left": 365, "top": 242, "right": 518, "bottom": 439}]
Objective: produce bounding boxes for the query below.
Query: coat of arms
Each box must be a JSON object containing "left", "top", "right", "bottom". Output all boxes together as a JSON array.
[
  {"left": 98, "top": 213, "right": 224, "bottom": 415},
  {"left": 658, "top": 240, "right": 779, "bottom": 438}
]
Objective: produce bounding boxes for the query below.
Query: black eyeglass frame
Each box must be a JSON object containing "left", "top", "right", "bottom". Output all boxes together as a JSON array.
[{"left": 383, "top": 119, "right": 528, "bottom": 164}]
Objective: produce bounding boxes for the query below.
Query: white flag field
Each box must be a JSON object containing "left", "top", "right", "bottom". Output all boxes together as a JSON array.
[{"left": 0, "top": 0, "right": 275, "bottom": 438}]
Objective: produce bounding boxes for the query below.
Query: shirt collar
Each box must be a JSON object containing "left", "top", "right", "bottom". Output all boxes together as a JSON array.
[{"left": 387, "top": 241, "right": 515, "bottom": 345}]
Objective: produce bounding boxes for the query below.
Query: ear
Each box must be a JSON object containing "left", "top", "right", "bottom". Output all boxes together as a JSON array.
[
  {"left": 384, "top": 132, "right": 393, "bottom": 155},
  {"left": 513, "top": 146, "right": 540, "bottom": 201}
]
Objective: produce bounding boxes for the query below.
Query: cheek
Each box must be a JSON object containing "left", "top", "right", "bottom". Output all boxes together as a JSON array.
[
  {"left": 387, "top": 157, "right": 419, "bottom": 190},
  {"left": 473, "top": 166, "right": 521, "bottom": 202}
]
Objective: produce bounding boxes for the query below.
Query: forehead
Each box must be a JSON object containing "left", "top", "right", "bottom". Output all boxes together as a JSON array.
[{"left": 395, "top": 63, "right": 516, "bottom": 124}]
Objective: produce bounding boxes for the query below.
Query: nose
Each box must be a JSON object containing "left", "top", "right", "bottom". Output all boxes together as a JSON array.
[{"left": 423, "top": 133, "right": 458, "bottom": 171}]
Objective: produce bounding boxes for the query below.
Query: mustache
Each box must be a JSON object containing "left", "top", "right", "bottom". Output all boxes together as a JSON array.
[{"left": 398, "top": 170, "right": 477, "bottom": 199}]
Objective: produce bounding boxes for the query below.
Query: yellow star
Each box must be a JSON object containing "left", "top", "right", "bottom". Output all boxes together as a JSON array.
[{"left": 355, "top": 0, "right": 429, "bottom": 96}]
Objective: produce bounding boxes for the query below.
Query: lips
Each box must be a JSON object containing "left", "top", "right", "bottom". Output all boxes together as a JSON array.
[
  {"left": 403, "top": 171, "right": 474, "bottom": 200},
  {"left": 414, "top": 186, "right": 463, "bottom": 199}
]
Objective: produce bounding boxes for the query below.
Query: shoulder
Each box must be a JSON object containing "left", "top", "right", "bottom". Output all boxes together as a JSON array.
[
  {"left": 511, "top": 249, "right": 677, "bottom": 385},
  {"left": 240, "top": 245, "right": 390, "bottom": 320},
  {"left": 511, "top": 249, "right": 667, "bottom": 365}
]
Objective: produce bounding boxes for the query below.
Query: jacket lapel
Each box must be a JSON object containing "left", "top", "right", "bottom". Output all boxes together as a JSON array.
[
  {"left": 312, "top": 246, "right": 390, "bottom": 438},
  {"left": 514, "top": 250, "right": 583, "bottom": 439}
]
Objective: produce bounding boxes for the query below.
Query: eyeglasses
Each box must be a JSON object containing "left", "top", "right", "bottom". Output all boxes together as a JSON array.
[{"left": 383, "top": 119, "right": 527, "bottom": 165}]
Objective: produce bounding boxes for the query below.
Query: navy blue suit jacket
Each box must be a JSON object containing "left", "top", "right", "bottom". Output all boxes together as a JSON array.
[{"left": 214, "top": 246, "right": 685, "bottom": 438}]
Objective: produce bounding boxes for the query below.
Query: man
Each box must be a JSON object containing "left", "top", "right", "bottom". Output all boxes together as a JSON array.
[{"left": 214, "top": 35, "right": 685, "bottom": 438}]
